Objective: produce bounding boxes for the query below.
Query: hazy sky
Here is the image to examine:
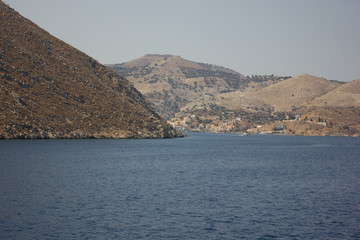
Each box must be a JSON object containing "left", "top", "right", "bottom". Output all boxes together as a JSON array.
[{"left": 3, "top": 0, "right": 360, "bottom": 82}]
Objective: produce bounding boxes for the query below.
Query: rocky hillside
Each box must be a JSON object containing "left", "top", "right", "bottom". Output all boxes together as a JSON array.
[
  {"left": 109, "top": 54, "right": 360, "bottom": 136},
  {"left": 0, "top": 2, "right": 182, "bottom": 139},
  {"left": 108, "top": 54, "right": 290, "bottom": 118},
  {"left": 108, "top": 55, "right": 349, "bottom": 116}
]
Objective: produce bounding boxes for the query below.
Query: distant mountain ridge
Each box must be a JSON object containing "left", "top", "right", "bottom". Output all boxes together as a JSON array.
[
  {"left": 0, "top": 3, "right": 182, "bottom": 139},
  {"left": 108, "top": 54, "right": 360, "bottom": 136},
  {"left": 108, "top": 54, "right": 290, "bottom": 118}
]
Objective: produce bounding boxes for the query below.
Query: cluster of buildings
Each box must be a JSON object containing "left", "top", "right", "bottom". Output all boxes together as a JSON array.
[{"left": 168, "top": 115, "right": 242, "bottom": 133}]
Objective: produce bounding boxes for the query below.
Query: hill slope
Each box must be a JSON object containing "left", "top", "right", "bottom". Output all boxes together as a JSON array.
[
  {"left": 308, "top": 79, "right": 360, "bottom": 108},
  {"left": 108, "top": 54, "right": 289, "bottom": 118},
  {"left": 255, "top": 74, "right": 342, "bottom": 112},
  {"left": 109, "top": 55, "right": 360, "bottom": 136},
  {"left": 0, "top": 2, "right": 182, "bottom": 139}
]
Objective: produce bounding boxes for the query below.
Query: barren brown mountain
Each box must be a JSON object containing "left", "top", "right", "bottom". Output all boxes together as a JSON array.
[
  {"left": 109, "top": 55, "right": 360, "bottom": 136},
  {"left": 108, "top": 54, "right": 289, "bottom": 118},
  {"left": 308, "top": 79, "right": 360, "bottom": 108},
  {"left": 255, "top": 74, "right": 342, "bottom": 112},
  {"left": 0, "top": 2, "right": 182, "bottom": 139}
]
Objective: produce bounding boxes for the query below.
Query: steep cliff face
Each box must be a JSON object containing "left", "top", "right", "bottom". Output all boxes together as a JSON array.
[{"left": 0, "top": 2, "right": 182, "bottom": 139}]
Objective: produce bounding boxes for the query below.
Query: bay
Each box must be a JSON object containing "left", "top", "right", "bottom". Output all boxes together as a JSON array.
[{"left": 0, "top": 133, "right": 359, "bottom": 239}]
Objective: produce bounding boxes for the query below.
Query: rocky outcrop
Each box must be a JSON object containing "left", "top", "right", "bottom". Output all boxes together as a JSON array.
[{"left": 0, "top": 2, "right": 183, "bottom": 139}]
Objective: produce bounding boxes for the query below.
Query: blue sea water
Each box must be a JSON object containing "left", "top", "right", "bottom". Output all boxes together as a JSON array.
[{"left": 0, "top": 133, "right": 359, "bottom": 239}]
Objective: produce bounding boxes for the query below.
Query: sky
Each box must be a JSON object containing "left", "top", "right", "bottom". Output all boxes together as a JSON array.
[{"left": 3, "top": 0, "right": 360, "bottom": 82}]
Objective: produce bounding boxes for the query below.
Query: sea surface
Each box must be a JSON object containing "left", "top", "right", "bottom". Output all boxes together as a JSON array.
[{"left": 0, "top": 133, "right": 359, "bottom": 239}]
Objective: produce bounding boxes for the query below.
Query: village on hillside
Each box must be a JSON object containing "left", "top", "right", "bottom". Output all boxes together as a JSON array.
[
  {"left": 168, "top": 107, "right": 360, "bottom": 137},
  {"left": 167, "top": 113, "right": 297, "bottom": 135}
]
